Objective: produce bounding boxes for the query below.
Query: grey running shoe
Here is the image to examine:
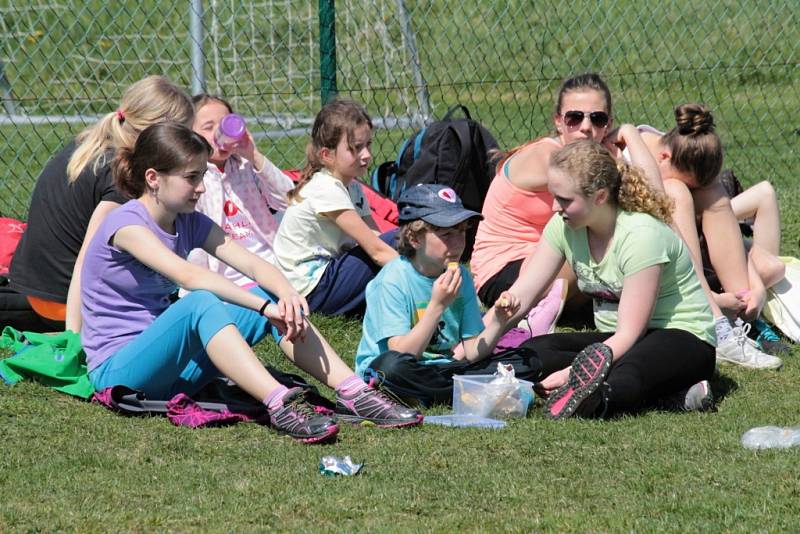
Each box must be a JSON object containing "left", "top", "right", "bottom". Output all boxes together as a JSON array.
[
  {"left": 716, "top": 323, "right": 783, "bottom": 370},
  {"left": 661, "top": 380, "right": 715, "bottom": 412},
  {"left": 335, "top": 380, "right": 423, "bottom": 428},
  {"left": 268, "top": 388, "right": 339, "bottom": 443}
]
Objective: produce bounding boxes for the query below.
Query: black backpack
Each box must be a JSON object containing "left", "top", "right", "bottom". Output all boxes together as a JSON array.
[{"left": 371, "top": 105, "right": 501, "bottom": 261}]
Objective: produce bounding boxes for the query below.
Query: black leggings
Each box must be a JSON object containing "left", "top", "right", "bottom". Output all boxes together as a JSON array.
[
  {"left": 477, "top": 259, "right": 523, "bottom": 307},
  {"left": 365, "top": 348, "right": 542, "bottom": 408},
  {"left": 522, "top": 329, "right": 715, "bottom": 414}
]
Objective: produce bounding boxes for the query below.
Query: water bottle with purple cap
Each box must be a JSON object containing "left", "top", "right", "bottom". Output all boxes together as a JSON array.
[{"left": 214, "top": 113, "right": 247, "bottom": 151}]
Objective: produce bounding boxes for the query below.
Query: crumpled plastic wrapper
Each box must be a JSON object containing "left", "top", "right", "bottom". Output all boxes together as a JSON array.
[
  {"left": 458, "top": 363, "right": 528, "bottom": 418},
  {"left": 319, "top": 455, "right": 363, "bottom": 476},
  {"left": 491, "top": 363, "right": 517, "bottom": 384}
]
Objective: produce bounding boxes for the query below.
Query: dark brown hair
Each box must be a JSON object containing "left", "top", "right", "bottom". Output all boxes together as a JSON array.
[
  {"left": 288, "top": 98, "right": 372, "bottom": 202},
  {"left": 192, "top": 94, "right": 234, "bottom": 114},
  {"left": 113, "top": 122, "right": 212, "bottom": 199},
  {"left": 554, "top": 72, "right": 612, "bottom": 117},
  {"left": 660, "top": 103, "right": 722, "bottom": 187},
  {"left": 496, "top": 73, "right": 613, "bottom": 173}
]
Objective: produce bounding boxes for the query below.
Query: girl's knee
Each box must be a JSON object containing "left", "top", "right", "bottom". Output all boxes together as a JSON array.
[
  {"left": 756, "top": 251, "right": 785, "bottom": 286},
  {"left": 752, "top": 180, "right": 778, "bottom": 208},
  {"left": 185, "top": 289, "right": 221, "bottom": 305},
  {"left": 183, "top": 290, "right": 227, "bottom": 316}
]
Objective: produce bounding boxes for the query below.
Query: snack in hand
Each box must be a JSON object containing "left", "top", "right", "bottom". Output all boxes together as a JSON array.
[{"left": 447, "top": 262, "right": 459, "bottom": 270}]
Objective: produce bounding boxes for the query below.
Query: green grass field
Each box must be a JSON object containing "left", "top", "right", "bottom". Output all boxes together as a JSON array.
[
  {"left": 1, "top": 1, "right": 800, "bottom": 531},
  {"left": 2, "top": 317, "right": 800, "bottom": 531}
]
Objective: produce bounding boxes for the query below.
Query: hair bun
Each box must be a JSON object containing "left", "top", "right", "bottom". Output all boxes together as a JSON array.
[{"left": 674, "top": 103, "right": 714, "bottom": 136}]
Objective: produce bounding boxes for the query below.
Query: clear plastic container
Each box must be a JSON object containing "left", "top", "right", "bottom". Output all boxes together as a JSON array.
[
  {"left": 741, "top": 426, "right": 800, "bottom": 450},
  {"left": 452, "top": 374, "right": 534, "bottom": 418},
  {"left": 214, "top": 113, "right": 247, "bottom": 150}
]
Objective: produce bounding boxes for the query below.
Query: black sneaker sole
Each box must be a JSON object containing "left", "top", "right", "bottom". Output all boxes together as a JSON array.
[{"left": 543, "top": 343, "right": 612, "bottom": 420}]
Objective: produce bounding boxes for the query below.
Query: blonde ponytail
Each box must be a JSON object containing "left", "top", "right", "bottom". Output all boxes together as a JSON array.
[
  {"left": 66, "top": 112, "right": 126, "bottom": 182},
  {"left": 66, "top": 75, "right": 193, "bottom": 183}
]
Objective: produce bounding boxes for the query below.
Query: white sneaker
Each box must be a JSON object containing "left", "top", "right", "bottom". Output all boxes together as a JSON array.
[
  {"left": 716, "top": 323, "right": 783, "bottom": 370},
  {"left": 682, "top": 380, "right": 715, "bottom": 412},
  {"left": 659, "top": 380, "right": 715, "bottom": 412}
]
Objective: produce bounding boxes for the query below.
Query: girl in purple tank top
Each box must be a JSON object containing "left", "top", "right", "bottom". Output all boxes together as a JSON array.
[{"left": 80, "top": 122, "right": 421, "bottom": 444}]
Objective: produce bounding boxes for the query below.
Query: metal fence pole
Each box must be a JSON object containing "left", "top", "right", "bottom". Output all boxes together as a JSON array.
[
  {"left": 189, "top": 0, "right": 206, "bottom": 95},
  {"left": 319, "top": 0, "right": 337, "bottom": 104},
  {"left": 395, "top": 0, "right": 431, "bottom": 126},
  {"left": 0, "top": 60, "right": 17, "bottom": 116}
]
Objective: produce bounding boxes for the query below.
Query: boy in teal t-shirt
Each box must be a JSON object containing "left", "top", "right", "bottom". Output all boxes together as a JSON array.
[{"left": 354, "top": 184, "right": 540, "bottom": 407}]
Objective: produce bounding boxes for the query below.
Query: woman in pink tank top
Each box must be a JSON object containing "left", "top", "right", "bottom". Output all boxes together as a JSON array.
[{"left": 472, "top": 73, "right": 625, "bottom": 335}]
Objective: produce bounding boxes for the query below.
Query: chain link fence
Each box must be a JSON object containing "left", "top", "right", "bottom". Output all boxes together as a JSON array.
[{"left": 1, "top": 0, "right": 797, "bottom": 220}]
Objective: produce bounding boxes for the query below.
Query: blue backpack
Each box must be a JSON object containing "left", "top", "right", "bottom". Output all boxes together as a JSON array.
[{"left": 371, "top": 105, "right": 501, "bottom": 260}]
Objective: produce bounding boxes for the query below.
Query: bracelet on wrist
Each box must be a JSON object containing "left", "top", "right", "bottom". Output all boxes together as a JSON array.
[{"left": 259, "top": 301, "right": 269, "bottom": 316}]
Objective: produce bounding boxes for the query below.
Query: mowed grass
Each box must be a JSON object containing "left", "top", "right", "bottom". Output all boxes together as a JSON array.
[{"left": 2, "top": 315, "right": 800, "bottom": 531}]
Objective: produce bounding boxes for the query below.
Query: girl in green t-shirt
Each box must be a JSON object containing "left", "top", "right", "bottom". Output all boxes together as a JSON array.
[{"left": 489, "top": 140, "right": 719, "bottom": 419}]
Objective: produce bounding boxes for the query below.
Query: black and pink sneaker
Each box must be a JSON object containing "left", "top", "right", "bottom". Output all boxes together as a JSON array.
[
  {"left": 335, "top": 379, "right": 423, "bottom": 428},
  {"left": 543, "top": 342, "right": 613, "bottom": 420},
  {"left": 268, "top": 388, "right": 339, "bottom": 443}
]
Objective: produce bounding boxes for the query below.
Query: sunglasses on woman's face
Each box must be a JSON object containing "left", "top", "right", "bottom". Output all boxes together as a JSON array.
[{"left": 562, "top": 110, "right": 610, "bottom": 128}]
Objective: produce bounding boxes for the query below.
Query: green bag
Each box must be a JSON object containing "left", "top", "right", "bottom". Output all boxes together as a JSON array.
[{"left": 0, "top": 327, "right": 95, "bottom": 399}]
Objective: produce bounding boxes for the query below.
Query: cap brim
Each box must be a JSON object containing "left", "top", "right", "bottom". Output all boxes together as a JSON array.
[{"left": 419, "top": 208, "right": 483, "bottom": 227}]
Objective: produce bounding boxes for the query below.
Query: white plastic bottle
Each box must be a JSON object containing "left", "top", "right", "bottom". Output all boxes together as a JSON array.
[{"left": 741, "top": 426, "right": 800, "bottom": 449}]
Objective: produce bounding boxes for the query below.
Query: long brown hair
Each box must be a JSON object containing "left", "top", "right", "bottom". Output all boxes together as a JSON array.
[
  {"left": 660, "top": 103, "right": 722, "bottom": 187},
  {"left": 287, "top": 98, "right": 372, "bottom": 202},
  {"left": 550, "top": 140, "right": 673, "bottom": 224}
]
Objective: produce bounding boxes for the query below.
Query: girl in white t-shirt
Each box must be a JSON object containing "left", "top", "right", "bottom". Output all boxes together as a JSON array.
[
  {"left": 273, "top": 99, "right": 398, "bottom": 316},
  {"left": 189, "top": 95, "right": 294, "bottom": 287}
]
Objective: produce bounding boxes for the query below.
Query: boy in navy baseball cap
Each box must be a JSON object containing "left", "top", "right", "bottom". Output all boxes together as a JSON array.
[{"left": 352, "top": 184, "right": 541, "bottom": 407}]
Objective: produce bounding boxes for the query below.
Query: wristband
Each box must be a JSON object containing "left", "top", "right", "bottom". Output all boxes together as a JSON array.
[{"left": 259, "top": 301, "right": 269, "bottom": 317}]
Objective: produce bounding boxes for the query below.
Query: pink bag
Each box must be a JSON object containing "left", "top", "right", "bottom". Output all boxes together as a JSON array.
[{"left": 0, "top": 217, "right": 26, "bottom": 276}]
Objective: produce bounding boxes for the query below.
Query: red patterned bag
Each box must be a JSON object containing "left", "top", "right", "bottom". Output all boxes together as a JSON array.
[{"left": 0, "top": 217, "right": 26, "bottom": 276}]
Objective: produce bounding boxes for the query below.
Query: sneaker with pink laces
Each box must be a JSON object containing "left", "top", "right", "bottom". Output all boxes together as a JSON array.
[
  {"left": 525, "top": 278, "right": 567, "bottom": 337},
  {"left": 543, "top": 342, "right": 613, "bottom": 420},
  {"left": 335, "top": 380, "right": 423, "bottom": 428},
  {"left": 268, "top": 388, "right": 340, "bottom": 443}
]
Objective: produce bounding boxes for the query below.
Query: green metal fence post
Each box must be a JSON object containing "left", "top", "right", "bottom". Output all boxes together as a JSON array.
[{"left": 319, "top": 0, "right": 337, "bottom": 104}]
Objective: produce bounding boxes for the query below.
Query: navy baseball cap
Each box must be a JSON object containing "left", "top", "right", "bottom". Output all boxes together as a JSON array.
[{"left": 397, "top": 184, "right": 483, "bottom": 227}]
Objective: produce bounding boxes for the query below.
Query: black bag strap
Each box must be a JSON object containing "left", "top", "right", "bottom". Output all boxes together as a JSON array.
[
  {"left": 442, "top": 104, "right": 471, "bottom": 121},
  {"left": 442, "top": 122, "right": 473, "bottom": 190},
  {"left": 372, "top": 160, "right": 398, "bottom": 197}
]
